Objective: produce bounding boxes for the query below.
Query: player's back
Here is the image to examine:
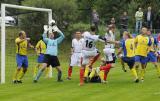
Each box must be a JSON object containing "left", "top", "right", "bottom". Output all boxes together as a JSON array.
[
  {"left": 36, "top": 40, "right": 46, "bottom": 54},
  {"left": 124, "top": 39, "right": 135, "bottom": 57},
  {"left": 82, "top": 31, "right": 99, "bottom": 51}
]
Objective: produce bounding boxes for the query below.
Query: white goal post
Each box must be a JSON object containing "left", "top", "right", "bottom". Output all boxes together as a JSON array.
[{"left": 1, "top": 3, "right": 53, "bottom": 84}]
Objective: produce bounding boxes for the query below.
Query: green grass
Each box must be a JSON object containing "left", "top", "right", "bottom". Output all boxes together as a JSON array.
[{"left": 0, "top": 27, "right": 160, "bottom": 101}]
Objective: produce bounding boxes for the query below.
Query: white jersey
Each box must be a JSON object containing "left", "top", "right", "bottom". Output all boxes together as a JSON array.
[
  {"left": 105, "top": 30, "right": 115, "bottom": 49},
  {"left": 72, "top": 38, "right": 84, "bottom": 53},
  {"left": 82, "top": 31, "right": 99, "bottom": 51}
]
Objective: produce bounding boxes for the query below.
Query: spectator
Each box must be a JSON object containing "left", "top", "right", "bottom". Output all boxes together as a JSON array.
[
  {"left": 120, "top": 11, "right": 129, "bottom": 38},
  {"left": 144, "top": 6, "right": 154, "bottom": 30},
  {"left": 135, "top": 7, "right": 143, "bottom": 33},
  {"left": 156, "top": 11, "right": 160, "bottom": 33},
  {"left": 92, "top": 9, "right": 99, "bottom": 32},
  {"left": 110, "top": 17, "right": 116, "bottom": 27}
]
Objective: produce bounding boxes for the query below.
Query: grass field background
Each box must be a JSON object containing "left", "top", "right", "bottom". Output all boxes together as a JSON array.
[{"left": 0, "top": 27, "right": 160, "bottom": 101}]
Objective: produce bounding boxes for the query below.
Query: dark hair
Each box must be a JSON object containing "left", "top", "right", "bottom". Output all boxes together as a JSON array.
[
  {"left": 40, "top": 36, "right": 43, "bottom": 40},
  {"left": 90, "top": 25, "right": 96, "bottom": 32}
]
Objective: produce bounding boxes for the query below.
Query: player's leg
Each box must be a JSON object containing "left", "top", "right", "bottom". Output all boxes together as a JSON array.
[
  {"left": 13, "top": 54, "right": 23, "bottom": 83},
  {"left": 140, "top": 56, "right": 148, "bottom": 82},
  {"left": 34, "top": 63, "right": 47, "bottom": 82},
  {"left": 79, "top": 56, "right": 89, "bottom": 86},
  {"left": 55, "top": 66, "right": 63, "bottom": 82},
  {"left": 67, "top": 66, "right": 73, "bottom": 80},
  {"left": 84, "top": 66, "right": 90, "bottom": 78},
  {"left": 150, "top": 52, "right": 160, "bottom": 78},
  {"left": 89, "top": 68, "right": 96, "bottom": 80},
  {"left": 33, "top": 63, "right": 41, "bottom": 78},
  {"left": 88, "top": 51, "right": 100, "bottom": 68},
  {"left": 99, "top": 64, "right": 112, "bottom": 83},
  {"left": 120, "top": 58, "right": 127, "bottom": 72},
  {"left": 67, "top": 53, "right": 75, "bottom": 80}
]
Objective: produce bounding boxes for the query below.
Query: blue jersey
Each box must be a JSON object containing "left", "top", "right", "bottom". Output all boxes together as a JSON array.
[{"left": 43, "top": 32, "right": 65, "bottom": 56}]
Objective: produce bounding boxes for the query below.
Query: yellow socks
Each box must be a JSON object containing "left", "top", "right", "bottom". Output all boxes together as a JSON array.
[
  {"left": 131, "top": 68, "right": 138, "bottom": 79},
  {"left": 84, "top": 66, "right": 90, "bottom": 78},
  {"left": 89, "top": 69, "right": 96, "bottom": 79}
]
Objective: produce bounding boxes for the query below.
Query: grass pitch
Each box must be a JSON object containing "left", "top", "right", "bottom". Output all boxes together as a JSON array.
[{"left": 0, "top": 27, "right": 160, "bottom": 101}]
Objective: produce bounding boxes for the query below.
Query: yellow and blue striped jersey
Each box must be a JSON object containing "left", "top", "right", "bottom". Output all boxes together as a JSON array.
[{"left": 121, "top": 39, "right": 135, "bottom": 57}]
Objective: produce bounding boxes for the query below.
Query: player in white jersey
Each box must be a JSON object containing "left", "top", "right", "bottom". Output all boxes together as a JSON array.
[
  {"left": 79, "top": 25, "right": 105, "bottom": 86},
  {"left": 103, "top": 25, "right": 116, "bottom": 64},
  {"left": 67, "top": 31, "right": 84, "bottom": 80}
]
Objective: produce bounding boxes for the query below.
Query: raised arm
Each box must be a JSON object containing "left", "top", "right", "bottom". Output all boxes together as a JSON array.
[
  {"left": 42, "top": 25, "right": 49, "bottom": 43},
  {"left": 56, "top": 30, "right": 65, "bottom": 44}
]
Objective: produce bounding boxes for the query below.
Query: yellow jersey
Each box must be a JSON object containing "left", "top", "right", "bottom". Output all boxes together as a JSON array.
[
  {"left": 15, "top": 38, "right": 28, "bottom": 55},
  {"left": 35, "top": 40, "right": 46, "bottom": 54},
  {"left": 148, "top": 36, "right": 157, "bottom": 52},
  {"left": 121, "top": 39, "right": 135, "bottom": 57},
  {"left": 135, "top": 35, "right": 151, "bottom": 57}
]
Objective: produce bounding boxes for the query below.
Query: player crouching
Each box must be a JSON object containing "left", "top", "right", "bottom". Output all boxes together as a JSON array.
[{"left": 84, "top": 58, "right": 113, "bottom": 84}]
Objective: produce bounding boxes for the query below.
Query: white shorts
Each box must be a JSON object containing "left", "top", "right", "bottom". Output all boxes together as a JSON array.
[
  {"left": 70, "top": 53, "right": 82, "bottom": 67},
  {"left": 103, "top": 48, "right": 115, "bottom": 61},
  {"left": 81, "top": 50, "right": 97, "bottom": 65}
]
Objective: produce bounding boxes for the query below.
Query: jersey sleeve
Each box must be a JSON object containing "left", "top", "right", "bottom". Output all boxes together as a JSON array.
[
  {"left": 120, "top": 40, "right": 125, "bottom": 49},
  {"left": 92, "top": 35, "right": 100, "bottom": 41},
  {"left": 42, "top": 32, "right": 49, "bottom": 44},
  {"left": 15, "top": 38, "right": 21, "bottom": 44},
  {"left": 71, "top": 39, "right": 74, "bottom": 48},
  {"left": 148, "top": 38, "right": 152, "bottom": 46},
  {"left": 56, "top": 32, "right": 65, "bottom": 44},
  {"left": 36, "top": 41, "right": 40, "bottom": 49},
  {"left": 154, "top": 37, "right": 158, "bottom": 45}
]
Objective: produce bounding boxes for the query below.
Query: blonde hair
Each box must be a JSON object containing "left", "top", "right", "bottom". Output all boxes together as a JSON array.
[{"left": 123, "top": 31, "right": 132, "bottom": 38}]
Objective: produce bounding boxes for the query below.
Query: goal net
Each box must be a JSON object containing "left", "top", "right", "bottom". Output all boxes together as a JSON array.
[{"left": 0, "top": 3, "right": 53, "bottom": 84}]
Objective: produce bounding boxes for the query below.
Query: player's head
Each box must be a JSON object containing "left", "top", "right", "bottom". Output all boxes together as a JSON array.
[
  {"left": 19, "top": 31, "right": 26, "bottom": 39},
  {"left": 123, "top": 31, "right": 132, "bottom": 39},
  {"left": 148, "top": 6, "right": 151, "bottom": 11},
  {"left": 138, "top": 7, "right": 142, "bottom": 11},
  {"left": 90, "top": 25, "right": 96, "bottom": 33},
  {"left": 147, "top": 30, "right": 152, "bottom": 36},
  {"left": 49, "top": 31, "right": 56, "bottom": 39},
  {"left": 141, "top": 26, "right": 148, "bottom": 35},
  {"left": 75, "top": 31, "right": 81, "bottom": 39}
]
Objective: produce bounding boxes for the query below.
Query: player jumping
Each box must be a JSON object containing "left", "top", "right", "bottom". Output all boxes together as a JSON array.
[{"left": 33, "top": 20, "right": 65, "bottom": 83}]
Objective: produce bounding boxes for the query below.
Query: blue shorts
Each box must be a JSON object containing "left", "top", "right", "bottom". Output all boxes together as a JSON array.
[
  {"left": 135, "top": 55, "right": 147, "bottom": 64},
  {"left": 16, "top": 54, "right": 28, "bottom": 68},
  {"left": 122, "top": 57, "right": 135, "bottom": 69},
  {"left": 37, "top": 54, "right": 45, "bottom": 63},
  {"left": 146, "top": 52, "right": 157, "bottom": 62}
]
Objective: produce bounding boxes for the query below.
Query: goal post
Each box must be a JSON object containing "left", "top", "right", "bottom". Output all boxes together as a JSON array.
[{"left": 1, "top": 3, "right": 53, "bottom": 84}]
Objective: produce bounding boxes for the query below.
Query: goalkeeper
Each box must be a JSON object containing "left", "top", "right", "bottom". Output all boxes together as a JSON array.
[{"left": 34, "top": 20, "right": 65, "bottom": 83}]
